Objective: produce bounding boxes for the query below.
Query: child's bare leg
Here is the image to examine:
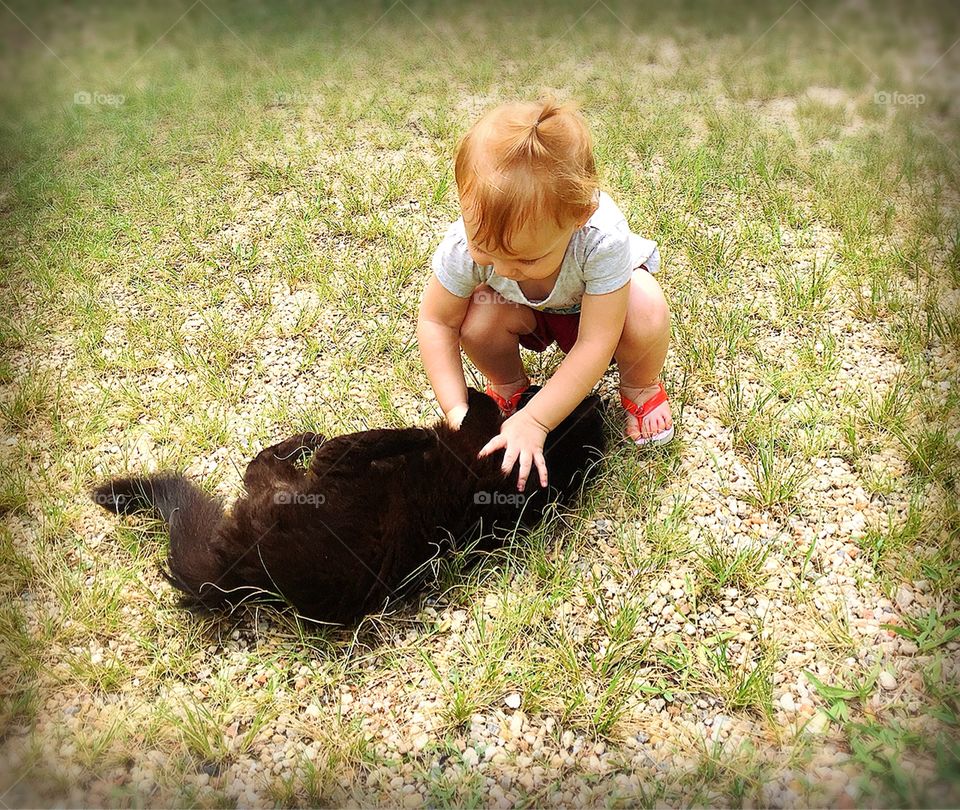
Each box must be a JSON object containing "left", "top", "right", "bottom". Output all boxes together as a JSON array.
[
  {"left": 460, "top": 285, "right": 536, "bottom": 400},
  {"left": 614, "top": 269, "right": 673, "bottom": 441}
]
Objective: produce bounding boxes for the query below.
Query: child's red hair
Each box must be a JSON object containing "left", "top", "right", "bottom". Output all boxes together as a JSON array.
[{"left": 454, "top": 96, "right": 598, "bottom": 257}]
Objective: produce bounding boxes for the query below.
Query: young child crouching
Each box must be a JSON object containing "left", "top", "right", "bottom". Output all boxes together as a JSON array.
[{"left": 417, "top": 97, "right": 674, "bottom": 490}]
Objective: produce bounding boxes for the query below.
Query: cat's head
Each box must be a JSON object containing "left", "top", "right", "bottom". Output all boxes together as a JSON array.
[
  {"left": 545, "top": 391, "right": 606, "bottom": 456},
  {"left": 457, "top": 385, "right": 549, "bottom": 438},
  {"left": 518, "top": 386, "right": 604, "bottom": 433},
  {"left": 457, "top": 385, "right": 605, "bottom": 450}
]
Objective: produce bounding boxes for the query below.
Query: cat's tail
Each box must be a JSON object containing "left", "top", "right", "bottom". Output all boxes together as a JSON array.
[{"left": 91, "top": 474, "right": 230, "bottom": 609}]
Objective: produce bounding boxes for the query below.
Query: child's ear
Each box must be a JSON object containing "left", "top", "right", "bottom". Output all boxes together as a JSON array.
[{"left": 576, "top": 201, "right": 598, "bottom": 228}]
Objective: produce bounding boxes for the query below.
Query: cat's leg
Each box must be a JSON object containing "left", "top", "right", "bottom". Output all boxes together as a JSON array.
[
  {"left": 244, "top": 432, "right": 326, "bottom": 490},
  {"left": 307, "top": 428, "right": 435, "bottom": 478},
  {"left": 266, "top": 433, "right": 326, "bottom": 463}
]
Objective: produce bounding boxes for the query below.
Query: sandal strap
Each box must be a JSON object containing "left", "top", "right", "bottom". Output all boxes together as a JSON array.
[
  {"left": 621, "top": 380, "right": 669, "bottom": 419},
  {"left": 485, "top": 383, "right": 530, "bottom": 414}
]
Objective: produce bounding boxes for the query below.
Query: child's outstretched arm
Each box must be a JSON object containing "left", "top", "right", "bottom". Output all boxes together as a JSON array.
[
  {"left": 531, "top": 285, "right": 629, "bottom": 426},
  {"left": 479, "top": 285, "right": 629, "bottom": 490},
  {"left": 417, "top": 274, "right": 471, "bottom": 427}
]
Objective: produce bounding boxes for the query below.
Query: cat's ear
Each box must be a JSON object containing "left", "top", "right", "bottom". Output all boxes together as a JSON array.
[
  {"left": 545, "top": 392, "right": 602, "bottom": 426},
  {"left": 570, "top": 394, "right": 601, "bottom": 419},
  {"left": 515, "top": 385, "right": 542, "bottom": 410},
  {"left": 460, "top": 388, "right": 501, "bottom": 433}
]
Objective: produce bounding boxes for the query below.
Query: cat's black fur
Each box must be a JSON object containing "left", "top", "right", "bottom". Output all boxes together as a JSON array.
[{"left": 91, "top": 387, "right": 606, "bottom": 624}]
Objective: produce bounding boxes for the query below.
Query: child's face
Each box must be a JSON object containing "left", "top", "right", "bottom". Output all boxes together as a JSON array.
[{"left": 462, "top": 206, "right": 586, "bottom": 282}]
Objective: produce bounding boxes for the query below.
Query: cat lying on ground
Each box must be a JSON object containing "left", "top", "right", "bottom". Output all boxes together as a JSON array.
[{"left": 91, "top": 387, "right": 606, "bottom": 624}]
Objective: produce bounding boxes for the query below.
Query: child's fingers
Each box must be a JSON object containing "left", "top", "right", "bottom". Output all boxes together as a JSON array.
[
  {"left": 500, "top": 446, "right": 519, "bottom": 477},
  {"left": 516, "top": 451, "right": 532, "bottom": 492},
  {"left": 478, "top": 435, "right": 506, "bottom": 458},
  {"left": 534, "top": 450, "right": 548, "bottom": 487}
]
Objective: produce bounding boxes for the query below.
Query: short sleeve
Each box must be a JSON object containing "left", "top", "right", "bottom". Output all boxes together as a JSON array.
[
  {"left": 583, "top": 229, "right": 633, "bottom": 295},
  {"left": 430, "top": 220, "right": 485, "bottom": 298}
]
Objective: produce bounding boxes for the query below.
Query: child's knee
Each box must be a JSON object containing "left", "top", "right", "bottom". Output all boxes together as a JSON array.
[
  {"left": 461, "top": 285, "right": 534, "bottom": 346},
  {"left": 460, "top": 286, "right": 499, "bottom": 345},
  {"left": 627, "top": 270, "right": 671, "bottom": 338}
]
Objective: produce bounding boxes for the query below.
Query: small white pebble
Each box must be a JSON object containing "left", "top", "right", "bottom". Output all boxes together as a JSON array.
[{"left": 805, "top": 711, "right": 830, "bottom": 735}]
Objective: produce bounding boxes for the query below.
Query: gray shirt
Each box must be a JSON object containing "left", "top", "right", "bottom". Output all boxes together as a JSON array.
[{"left": 431, "top": 191, "right": 658, "bottom": 314}]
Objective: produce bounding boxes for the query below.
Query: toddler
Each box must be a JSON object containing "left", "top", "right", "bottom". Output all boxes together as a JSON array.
[{"left": 417, "top": 97, "right": 673, "bottom": 491}]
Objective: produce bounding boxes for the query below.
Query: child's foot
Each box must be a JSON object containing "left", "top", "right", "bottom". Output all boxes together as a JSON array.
[
  {"left": 621, "top": 381, "right": 675, "bottom": 445},
  {"left": 485, "top": 375, "right": 531, "bottom": 415}
]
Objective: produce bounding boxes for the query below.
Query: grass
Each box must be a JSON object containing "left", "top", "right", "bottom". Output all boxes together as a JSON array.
[
  {"left": 745, "top": 431, "right": 810, "bottom": 513},
  {"left": 695, "top": 533, "right": 770, "bottom": 602},
  {"left": 1, "top": 0, "right": 959, "bottom": 806},
  {"left": 773, "top": 252, "right": 836, "bottom": 322},
  {"left": 885, "top": 608, "right": 960, "bottom": 655},
  {"left": 708, "top": 629, "right": 776, "bottom": 719}
]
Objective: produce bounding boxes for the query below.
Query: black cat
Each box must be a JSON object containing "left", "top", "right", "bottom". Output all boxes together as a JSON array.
[{"left": 91, "top": 387, "right": 606, "bottom": 623}]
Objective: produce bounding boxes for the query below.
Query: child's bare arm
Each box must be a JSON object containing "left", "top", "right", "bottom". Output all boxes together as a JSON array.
[
  {"left": 525, "top": 286, "right": 629, "bottom": 429},
  {"left": 417, "top": 274, "right": 471, "bottom": 426}
]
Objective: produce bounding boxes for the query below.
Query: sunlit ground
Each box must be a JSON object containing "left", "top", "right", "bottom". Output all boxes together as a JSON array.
[{"left": 1, "top": 1, "right": 959, "bottom": 806}]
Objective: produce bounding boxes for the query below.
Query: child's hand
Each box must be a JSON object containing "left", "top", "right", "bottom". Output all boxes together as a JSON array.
[
  {"left": 445, "top": 403, "right": 469, "bottom": 430},
  {"left": 478, "top": 410, "right": 549, "bottom": 491}
]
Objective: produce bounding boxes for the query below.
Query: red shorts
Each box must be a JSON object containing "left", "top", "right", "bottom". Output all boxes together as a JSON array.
[
  {"left": 517, "top": 263, "right": 655, "bottom": 354},
  {"left": 519, "top": 310, "right": 581, "bottom": 354}
]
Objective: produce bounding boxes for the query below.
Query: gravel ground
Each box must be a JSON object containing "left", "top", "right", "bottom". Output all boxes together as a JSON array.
[
  {"left": 3, "top": 214, "right": 958, "bottom": 806},
  {"left": 1, "top": 14, "right": 959, "bottom": 806}
]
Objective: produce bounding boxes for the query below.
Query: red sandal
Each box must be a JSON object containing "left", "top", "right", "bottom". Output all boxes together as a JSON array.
[
  {"left": 485, "top": 383, "right": 531, "bottom": 416},
  {"left": 621, "top": 380, "right": 675, "bottom": 446}
]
